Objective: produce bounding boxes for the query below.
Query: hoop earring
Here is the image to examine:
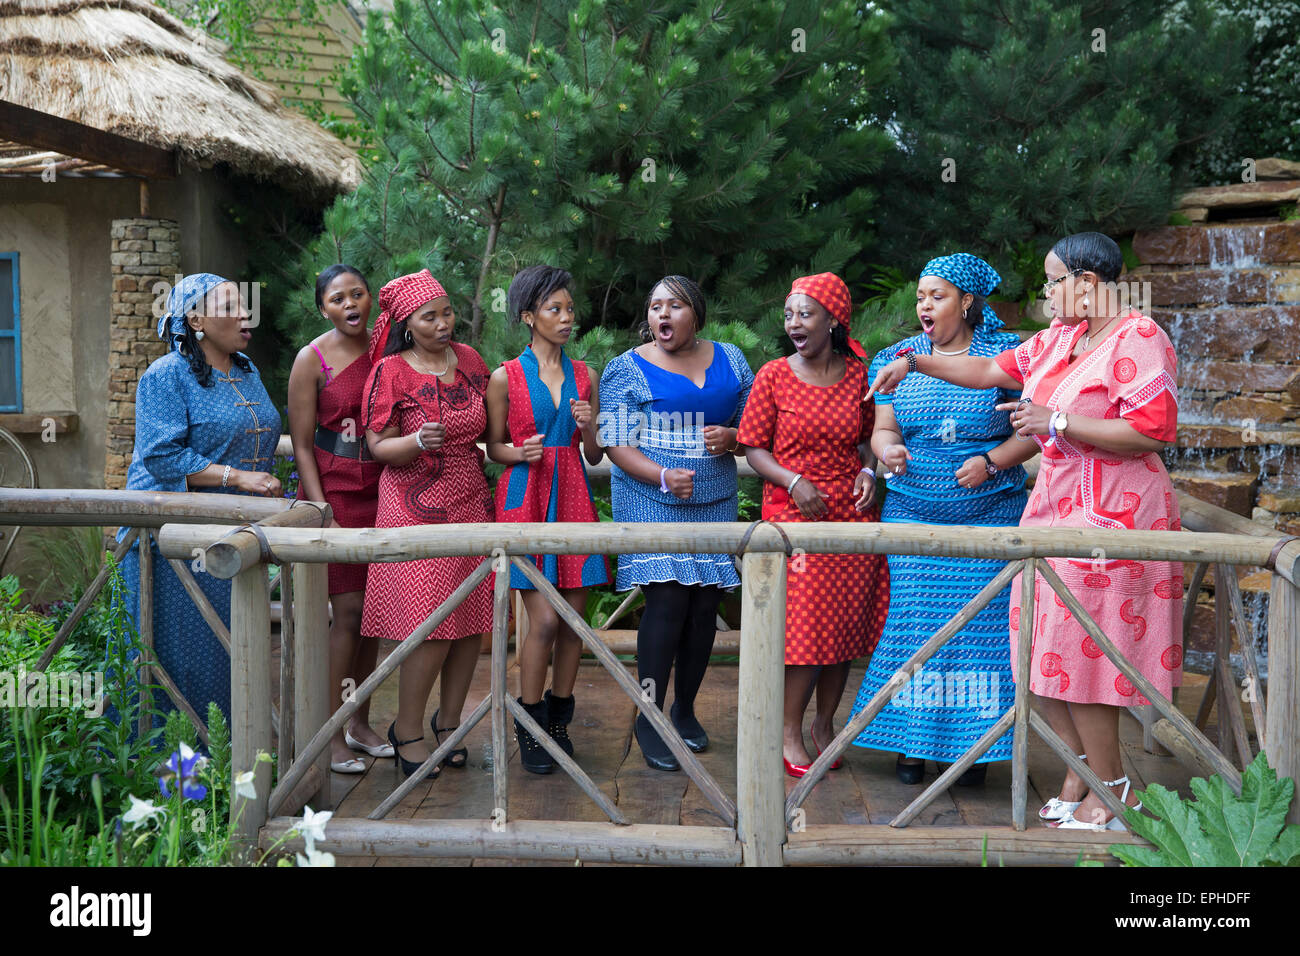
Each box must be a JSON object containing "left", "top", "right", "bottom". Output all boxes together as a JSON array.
[
  {"left": 962, "top": 307, "right": 969, "bottom": 322},
  {"left": 404, "top": 328, "right": 413, "bottom": 346}
]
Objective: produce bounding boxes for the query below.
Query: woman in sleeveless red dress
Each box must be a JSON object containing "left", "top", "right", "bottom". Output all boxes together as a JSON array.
[
  {"left": 287, "top": 265, "right": 390, "bottom": 772},
  {"left": 363, "top": 270, "right": 493, "bottom": 779},
  {"left": 485, "top": 265, "right": 609, "bottom": 774}
]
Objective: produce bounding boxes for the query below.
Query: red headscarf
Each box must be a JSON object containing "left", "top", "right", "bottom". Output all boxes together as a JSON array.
[
  {"left": 368, "top": 269, "right": 450, "bottom": 362},
  {"left": 788, "top": 272, "right": 866, "bottom": 358}
]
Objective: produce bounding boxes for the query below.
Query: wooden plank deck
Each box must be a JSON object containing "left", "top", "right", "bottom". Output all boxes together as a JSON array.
[{"left": 269, "top": 640, "right": 1229, "bottom": 866}]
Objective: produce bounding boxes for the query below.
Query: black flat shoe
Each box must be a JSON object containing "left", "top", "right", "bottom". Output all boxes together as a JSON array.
[
  {"left": 431, "top": 708, "right": 468, "bottom": 769},
  {"left": 896, "top": 756, "right": 924, "bottom": 785},
  {"left": 670, "top": 701, "right": 708, "bottom": 753},
  {"left": 635, "top": 714, "right": 680, "bottom": 772},
  {"left": 388, "top": 722, "right": 439, "bottom": 780}
]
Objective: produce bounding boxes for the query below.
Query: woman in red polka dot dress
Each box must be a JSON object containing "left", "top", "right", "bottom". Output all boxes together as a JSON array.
[
  {"left": 738, "top": 273, "right": 890, "bottom": 777},
  {"left": 870, "top": 233, "right": 1182, "bottom": 831}
]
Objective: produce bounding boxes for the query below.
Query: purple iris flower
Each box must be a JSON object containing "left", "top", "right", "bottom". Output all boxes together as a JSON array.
[{"left": 157, "top": 743, "right": 208, "bottom": 801}]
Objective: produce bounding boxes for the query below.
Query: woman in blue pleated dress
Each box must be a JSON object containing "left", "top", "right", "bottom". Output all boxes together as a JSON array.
[
  {"left": 849, "top": 254, "right": 1034, "bottom": 785},
  {"left": 599, "top": 275, "right": 753, "bottom": 772},
  {"left": 118, "top": 274, "right": 282, "bottom": 731}
]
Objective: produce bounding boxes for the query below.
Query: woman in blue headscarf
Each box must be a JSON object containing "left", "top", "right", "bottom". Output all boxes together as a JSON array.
[
  {"left": 848, "top": 253, "right": 1035, "bottom": 785},
  {"left": 117, "top": 274, "right": 282, "bottom": 731}
]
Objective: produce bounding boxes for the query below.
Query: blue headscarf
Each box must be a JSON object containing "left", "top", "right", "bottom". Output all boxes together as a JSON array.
[
  {"left": 919, "top": 253, "right": 1002, "bottom": 332},
  {"left": 157, "top": 273, "right": 228, "bottom": 351}
]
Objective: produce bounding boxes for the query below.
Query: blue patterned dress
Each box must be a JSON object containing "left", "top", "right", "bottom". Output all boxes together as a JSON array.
[
  {"left": 116, "top": 350, "right": 280, "bottom": 730},
  {"left": 599, "top": 342, "right": 754, "bottom": 591},
  {"left": 849, "top": 320, "right": 1027, "bottom": 763}
]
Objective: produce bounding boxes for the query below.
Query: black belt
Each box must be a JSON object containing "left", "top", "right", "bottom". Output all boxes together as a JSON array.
[{"left": 315, "top": 423, "right": 374, "bottom": 461}]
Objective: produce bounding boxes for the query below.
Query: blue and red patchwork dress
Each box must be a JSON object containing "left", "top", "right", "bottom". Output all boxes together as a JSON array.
[{"left": 495, "top": 345, "right": 609, "bottom": 591}]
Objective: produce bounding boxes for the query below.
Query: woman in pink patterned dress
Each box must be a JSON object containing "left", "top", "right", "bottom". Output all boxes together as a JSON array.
[
  {"left": 869, "top": 233, "right": 1181, "bottom": 832},
  {"left": 363, "top": 270, "right": 493, "bottom": 779}
]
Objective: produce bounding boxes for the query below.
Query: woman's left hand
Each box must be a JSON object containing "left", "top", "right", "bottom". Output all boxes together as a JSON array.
[
  {"left": 955, "top": 457, "right": 989, "bottom": 490},
  {"left": 996, "top": 400, "right": 1051, "bottom": 439},
  {"left": 853, "top": 470, "right": 877, "bottom": 511},
  {"left": 702, "top": 425, "right": 737, "bottom": 455}
]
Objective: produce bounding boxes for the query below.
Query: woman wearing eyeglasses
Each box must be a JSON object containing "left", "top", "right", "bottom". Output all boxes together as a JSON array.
[{"left": 868, "top": 233, "right": 1182, "bottom": 831}]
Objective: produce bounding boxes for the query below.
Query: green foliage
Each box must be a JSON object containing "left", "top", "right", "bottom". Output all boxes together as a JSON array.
[
  {"left": 15, "top": 527, "right": 107, "bottom": 609},
  {"left": 1185, "top": 0, "right": 1300, "bottom": 184},
  {"left": 868, "top": 0, "right": 1251, "bottom": 294},
  {"left": 1110, "top": 751, "right": 1300, "bottom": 867},
  {"left": 268, "top": 0, "right": 896, "bottom": 375}
]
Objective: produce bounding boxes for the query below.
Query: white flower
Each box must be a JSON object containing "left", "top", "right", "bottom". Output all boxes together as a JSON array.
[
  {"left": 298, "top": 805, "right": 333, "bottom": 853},
  {"left": 179, "top": 740, "right": 209, "bottom": 773},
  {"left": 123, "top": 794, "right": 164, "bottom": 830},
  {"left": 296, "top": 848, "right": 336, "bottom": 867},
  {"left": 233, "top": 769, "right": 258, "bottom": 800}
]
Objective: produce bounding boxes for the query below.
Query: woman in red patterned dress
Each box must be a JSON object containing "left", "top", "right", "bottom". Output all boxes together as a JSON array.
[
  {"left": 738, "top": 273, "right": 890, "bottom": 777},
  {"left": 363, "top": 270, "right": 494, "bottom": 779},
  {"left": 288, "top": 265, "right": 390, "bottom": 773},
  {"left": 869, "top": 233, "right": 1182, "bottom": 831},
  {"left": 486, "top": 265, "right": 609, "bottom": 774}
]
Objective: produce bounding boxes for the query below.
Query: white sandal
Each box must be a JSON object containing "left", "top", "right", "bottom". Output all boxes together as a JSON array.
[
  {"left": 330, "top": 756, "right": 367, "bottom": 774},
  {"left": 1055, "top": 774, "right": 1142, "bottom": 831},
  {"left": 1038, "top": 754, "right": 1086, "bottom": 820}
]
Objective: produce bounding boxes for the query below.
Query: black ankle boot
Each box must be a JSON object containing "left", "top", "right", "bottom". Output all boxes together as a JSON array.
[
  {"left": 515, "top": 697, "right": 554, "bottom": 775},
  {"left": 670, "top": 700, "right": 708, "bottom": 753},
  {"left": 544, "top": 690, "right": 575, "bottom": 757}
]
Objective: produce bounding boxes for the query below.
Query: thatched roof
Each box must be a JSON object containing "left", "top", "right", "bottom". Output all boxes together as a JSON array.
[{"left": 0, "top": 0, "right": 360, "bottom": 195}]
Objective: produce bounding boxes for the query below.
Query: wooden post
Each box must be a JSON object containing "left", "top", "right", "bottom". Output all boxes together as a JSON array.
[
  {"left": 1011, "top": 558, "right": 1035, "bottom": 831},
  {"left": 491, "top": 551, "right": 510, "bottom": 826},
  {"left": 137, "top": 530, "right": 153, "bottom": 738},
  {"left": 291, "top": 561, "right": 329, "bottom": 811},
  {"left": 737, "top": 550, "right": 785, "bottom": 867},
  {"left": 277, "top": 563, "right": 295, "bottom": 780},
  {"left": 230, "top": 564, "right": 273, "bottom": 853},
  {"left": 1267, "top": 567, "right": 1300, "bottom": 824}
]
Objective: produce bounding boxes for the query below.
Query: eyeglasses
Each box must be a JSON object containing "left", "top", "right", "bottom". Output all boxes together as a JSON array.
[{"left": 1041, "top": 269, "right": 1082, "bottom": 297}]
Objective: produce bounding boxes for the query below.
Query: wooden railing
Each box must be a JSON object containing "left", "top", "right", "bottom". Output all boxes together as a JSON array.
[
  {"left": 3, "top": 486, "right": 1295, "bottom": 864},
  {"left": 150, "top": 507, "right": 1298, "bottom": 866}
]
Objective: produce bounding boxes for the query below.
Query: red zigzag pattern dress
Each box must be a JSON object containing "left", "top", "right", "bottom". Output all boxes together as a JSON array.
[{"left": 361, "top": 343, "right": 495, "bottom": 642}]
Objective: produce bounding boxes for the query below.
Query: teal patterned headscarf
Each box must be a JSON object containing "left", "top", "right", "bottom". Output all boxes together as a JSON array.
[
  {"left": 157, "top": 273, "right": 228, "bottom": 351},
  {"left": 919, "top": 253, "right": 1002, "bottom": 331}
]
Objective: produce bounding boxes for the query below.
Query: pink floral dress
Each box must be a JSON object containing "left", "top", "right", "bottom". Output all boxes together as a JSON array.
[{"left": 995, "top": 311, "right": 1183, "bottom": 706}]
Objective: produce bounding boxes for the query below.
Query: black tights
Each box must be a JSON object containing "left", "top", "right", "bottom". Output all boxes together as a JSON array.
[{"left": 637, "top": 581, "right": 722, "bottom": 716}]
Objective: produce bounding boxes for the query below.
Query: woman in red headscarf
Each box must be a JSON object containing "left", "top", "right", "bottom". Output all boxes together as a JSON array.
[
  {"left": 736, "top": 273, "right": 890, "bottom": 777},
  {"left": 362, "top": 269, "right": 493, "bottom": 779}
]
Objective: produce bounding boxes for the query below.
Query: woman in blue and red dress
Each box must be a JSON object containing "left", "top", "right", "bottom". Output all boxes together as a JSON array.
[
  {"left": 485, "top": 265, "right": 609, "bottom": 774},
  {"left": 363, "top": 269, "right": 493, "bottom": 779},
  {"left": 287, "top": 264, "right": 391, "bottom": 774}
]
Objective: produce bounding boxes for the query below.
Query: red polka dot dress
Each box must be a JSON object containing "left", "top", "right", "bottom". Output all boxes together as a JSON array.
[
  {"left": 361, "top": 343, "right": 494, "bottom": 642},
  {"left": 736, "top": 358, "right": 889, "bottom": 665},
  {"left": 996, "top": 312, "right": 1183, "bottom": 706}
]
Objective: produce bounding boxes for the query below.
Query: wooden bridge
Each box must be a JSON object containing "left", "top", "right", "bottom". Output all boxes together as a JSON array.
[{"left": 2, "top": 486, "right": 1295, "bottom": 866}]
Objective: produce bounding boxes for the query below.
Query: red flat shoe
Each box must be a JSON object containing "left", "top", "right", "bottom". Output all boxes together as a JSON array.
[
  {"left": 810, "top": 729, "right": 843, "bottom": 771},
  {"left": 784, "top": 757, "right": 811, "bottom": 778}
]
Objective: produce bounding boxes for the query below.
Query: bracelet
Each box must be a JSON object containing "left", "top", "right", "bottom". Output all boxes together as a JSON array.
[
  {"left": 221, "top": 464, "right": 232, "bottom": 488},
  {"left": 788, "top": 473, "right": 803, "bottom": 493},
  {"left": 899, "top": 347, "right": 917, "bottom": 374},
  {"left": 415, "top": 431, "right": 427, "bottom": 452},
  {"left": 860, "top": 466, "right": 876, "bottom": 480},
  {"left": 659, "top": 466, "right": 669, "bottom": 493},
  {"left": 1048, "top": 410, "right": 1059, "bottom": 443}
]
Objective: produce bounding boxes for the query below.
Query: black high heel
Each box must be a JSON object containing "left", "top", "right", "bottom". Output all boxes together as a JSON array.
[
  {"left": 388, "top": 722, "right": 439, "bottom": 780},
  {"left": 635, "top": 714, "right": 680, "bottom": 772},
  {"left": 896, "top": 755, "right": 924, "bottom": 785},
  {"left": 431, "top": 709, "right": 468, "bottom": 769}
]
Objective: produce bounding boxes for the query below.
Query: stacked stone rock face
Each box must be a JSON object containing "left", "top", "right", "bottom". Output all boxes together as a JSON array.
[
  {"left": 106, "top": 218, "right": 180, "bottom": 490},
  {"left": 1129, "top": 158, "right": 1300, "bottom": 668}
]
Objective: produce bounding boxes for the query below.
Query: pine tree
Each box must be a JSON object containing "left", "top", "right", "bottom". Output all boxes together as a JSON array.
[
  {"left": 267, "top": 0, "right": 895, "bottom": 371},
  {"left": 867, "top": 0, "right": 1250, "bottom": 301}
]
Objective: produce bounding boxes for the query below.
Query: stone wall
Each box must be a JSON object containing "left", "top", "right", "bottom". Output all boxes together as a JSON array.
[{"left": 106, "top": 218, "right": 179, "bottom": 490}]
